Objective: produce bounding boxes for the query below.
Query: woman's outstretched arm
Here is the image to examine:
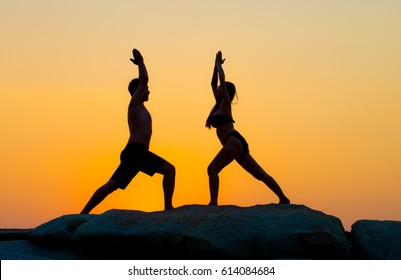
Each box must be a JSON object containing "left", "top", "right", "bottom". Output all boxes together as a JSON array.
[
  {"left": 215, "top": 51, "right": 230, "bottom": 106},
  {"left": 211, "top": 60, "right": 219, "bottom": 100}
]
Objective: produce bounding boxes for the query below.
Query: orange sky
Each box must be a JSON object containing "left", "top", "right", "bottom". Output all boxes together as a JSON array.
[{"left": 1, "top": 1, "right": 401, "bottom": 231}]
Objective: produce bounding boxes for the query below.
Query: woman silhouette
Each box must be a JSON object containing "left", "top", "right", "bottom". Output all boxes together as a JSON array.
[{"left": 206, "top": 51, "right": 290, "bottom": 205}]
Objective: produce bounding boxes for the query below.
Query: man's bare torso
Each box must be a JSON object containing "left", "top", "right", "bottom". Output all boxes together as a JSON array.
[{"left": 127, "top": 103, "right": 152, "bottom": 148}]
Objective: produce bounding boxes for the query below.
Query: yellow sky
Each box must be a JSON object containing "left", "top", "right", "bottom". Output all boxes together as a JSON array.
[{"left": 1, "top": 0, "right": 401, "bottom": 231}]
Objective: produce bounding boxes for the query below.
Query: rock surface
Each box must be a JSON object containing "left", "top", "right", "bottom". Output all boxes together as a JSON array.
[
  {"left": 0, "top": 229, "right": 32, "bottom": 241},
  {"left": 350, "top": 220, "right": 401, "bottom": 259},
  {"left": 0, "top": 204, "right": 351, "bottom": 260}
]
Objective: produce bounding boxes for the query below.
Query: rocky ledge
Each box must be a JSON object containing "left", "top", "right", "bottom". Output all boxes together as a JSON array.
[{"left": 1, "top": 204, "right": 400, "bottom": 260}]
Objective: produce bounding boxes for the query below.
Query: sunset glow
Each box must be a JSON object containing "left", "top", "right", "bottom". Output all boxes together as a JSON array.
[{"left": 1, "top": 0, "right": 401, "bottom": 230}]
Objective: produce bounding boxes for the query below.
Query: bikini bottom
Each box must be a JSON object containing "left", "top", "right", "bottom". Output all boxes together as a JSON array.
[{"left": 225, "top": 131, "right": 249, "bottom": 157}]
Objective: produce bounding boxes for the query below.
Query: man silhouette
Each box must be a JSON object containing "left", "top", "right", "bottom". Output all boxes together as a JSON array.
[{"left": 81, "top": 49, "right": 175, "bottom": 214}]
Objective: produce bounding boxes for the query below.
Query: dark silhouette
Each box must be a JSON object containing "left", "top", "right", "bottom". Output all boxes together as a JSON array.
[
  {"left": 206, "top": 51, "right": 290, "bottom": 205},
  {"left": 81, "top": 49, "right": 175, "bottom": 214}
]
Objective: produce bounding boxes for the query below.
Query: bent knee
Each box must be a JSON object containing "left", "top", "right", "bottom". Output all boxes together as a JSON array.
[
  {"left": 162, "top": 162, "right": 175, "bottom": 176},
  {"left": 207, "top": 164, "right": 219, "bottom": 176}
]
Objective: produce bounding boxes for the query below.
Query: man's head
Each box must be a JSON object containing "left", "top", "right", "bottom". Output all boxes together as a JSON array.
[{"left": 128, "top": 78, "right": 150, "bottom": 101}]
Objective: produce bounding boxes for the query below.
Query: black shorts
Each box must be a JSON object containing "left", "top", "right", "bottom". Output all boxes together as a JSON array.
[{"left": 110, "top": 143, "right": 166, "bottom": 189}]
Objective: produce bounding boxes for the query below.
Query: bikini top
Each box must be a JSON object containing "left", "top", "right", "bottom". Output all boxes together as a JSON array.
[{"left": 210, "top": 114, "right": 235, "bottom": 128}]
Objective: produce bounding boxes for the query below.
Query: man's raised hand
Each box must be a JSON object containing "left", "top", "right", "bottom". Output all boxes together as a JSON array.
[{"left": 130, "top": 48, "right": 144, "bottom": 65}]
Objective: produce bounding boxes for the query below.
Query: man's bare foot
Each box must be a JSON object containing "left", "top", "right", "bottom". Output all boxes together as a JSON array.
[{"left": 279, "top": 197, "right": 290, "bottom": 204}]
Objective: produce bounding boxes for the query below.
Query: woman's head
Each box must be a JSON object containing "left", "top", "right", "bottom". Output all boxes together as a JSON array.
[
  {"left": 205, "top": 81, "right": 237, "bottom": 129},
  {"left": 216, "top": 81, "right": 236, "bottom": 102},
  {"left": 225, "top": 81, "right": 236, "bottom": 102}
]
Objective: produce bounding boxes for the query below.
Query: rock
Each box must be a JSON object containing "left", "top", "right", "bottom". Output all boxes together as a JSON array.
[
  {"left": 28, "top": 214, "right": 94, "bottom": 245},
  {"left": 351, "top": 220, "right": 401, "bottom": 259},
  {"left": 0, "top": 229, "right": 32, "bottom": 241},
  {"left": 26, "top": 204, "right": 350, "bottom": 259},
  {"left": 0, "top": 240, "right": 82, "bottom": 260},
  {"left": 4, "top": 205, "right": 401, "bottom": 260}
]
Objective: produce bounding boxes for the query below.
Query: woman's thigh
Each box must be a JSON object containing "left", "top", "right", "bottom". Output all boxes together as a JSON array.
[{"left": 209, "top": 138, "right": 243, "bottom": 173}]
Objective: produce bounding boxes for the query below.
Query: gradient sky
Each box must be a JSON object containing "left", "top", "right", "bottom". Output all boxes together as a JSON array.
[{"left": 1, "top": 0, "right": 401, "bottom": 231}]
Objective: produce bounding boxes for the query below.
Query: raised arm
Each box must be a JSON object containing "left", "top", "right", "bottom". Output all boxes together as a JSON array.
[
  {"left": 129, "top": 48, "right": 149, "bottom": 103},
  {"left": 211, "top": 63, "right": 219, "bottom": 99},
  {"left": 215, "top": 51, "right": 230, "bottom": 106}
]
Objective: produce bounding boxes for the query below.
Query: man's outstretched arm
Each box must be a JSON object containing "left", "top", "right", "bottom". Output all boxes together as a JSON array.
[{"left": 130, "top": 48, "right": 149, "bottom": 103}]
